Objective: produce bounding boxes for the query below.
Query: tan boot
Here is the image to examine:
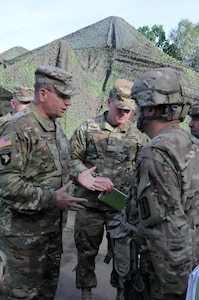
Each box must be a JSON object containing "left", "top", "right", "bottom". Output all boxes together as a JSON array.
[
  {"left": 82, "top": 287, "right": 92, "bottom": 300},
  {"left": 116, "top": 288, "right": 124, "bottom": 300}
]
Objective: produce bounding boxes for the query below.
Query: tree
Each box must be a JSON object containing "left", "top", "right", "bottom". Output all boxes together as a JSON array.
[
  {"left": 138, "top": 20, "right": 199, "bottom": 71},
  {"left": 169, "top": 19, "right": 199, "bottom": 71},
  {"left": 137, "top": 25, "right": 166, "bottom": 50},
  {"left": 137, "top": 24, "right": 181, "bottom": 61}
]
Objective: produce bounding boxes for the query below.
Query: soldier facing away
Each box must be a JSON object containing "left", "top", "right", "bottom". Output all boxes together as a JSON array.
[
  {"left": 124, "top": 67, "right": 199, "bottom": 299},
  {"left": 69, "top": 79, "right": 148, "bottom": 300},
  {"left": 0, "top": 65, "right": 87, "bottom": 300}
]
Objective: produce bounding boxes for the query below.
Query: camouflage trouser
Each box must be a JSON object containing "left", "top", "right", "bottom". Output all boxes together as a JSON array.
[
  {"left": 0, "top": 231, "right": 62, "bottom": 300},
  {"left": 74, "top": 208, "right": 123, "bottom": 289}
]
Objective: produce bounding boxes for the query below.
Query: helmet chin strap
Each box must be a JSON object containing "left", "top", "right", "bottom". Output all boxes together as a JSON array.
[
  {"left": 136, "top": 108, "right": 163, "bottom": 131},
  {"left": 136, "top": 104, "right": 189, "bottom": 131}
]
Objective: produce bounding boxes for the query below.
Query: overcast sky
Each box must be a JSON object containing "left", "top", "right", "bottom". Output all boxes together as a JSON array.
[{"left": 0, "top": 0, "right": 198, "bottom": 53}]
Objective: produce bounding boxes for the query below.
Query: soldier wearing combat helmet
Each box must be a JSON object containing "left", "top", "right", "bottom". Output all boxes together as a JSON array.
[
  {"left": 123, "top": 67, "right": 199, "bottom": 300},
  {"left": 188, "top": 94, "right": 199, "bottom": 138}
]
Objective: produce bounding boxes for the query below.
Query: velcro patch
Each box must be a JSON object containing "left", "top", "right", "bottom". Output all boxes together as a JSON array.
[{"left": 0, "top": 136, "right": 12, "bottom": 149}]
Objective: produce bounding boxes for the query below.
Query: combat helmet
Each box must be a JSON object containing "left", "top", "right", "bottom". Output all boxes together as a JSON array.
[
  {"left": 131, "top": 67, "right": 192, "bottom": 129},
  {"left": 189, "top": 94, "right": 199, "bottom": 117}
]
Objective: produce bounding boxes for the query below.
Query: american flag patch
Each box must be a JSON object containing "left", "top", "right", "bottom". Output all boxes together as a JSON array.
[{"left": 0, "top": 136, "right": 12, "bottom": 148}]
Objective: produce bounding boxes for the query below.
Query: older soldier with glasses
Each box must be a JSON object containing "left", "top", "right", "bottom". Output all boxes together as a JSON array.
[{"left": 0, "top": 65, "right": 87, "bottom": 300}]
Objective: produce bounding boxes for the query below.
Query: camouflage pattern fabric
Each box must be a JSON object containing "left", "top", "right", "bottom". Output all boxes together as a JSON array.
[
  {"left": 0, "top": 102, "right": 8, "bottom": 117},
  {"left": 189, "top": 94, "right": 199, "bottom": 116},
  {"left": 69, "top": 111, "right": 147, "bottom": 289},
  {"left": 126, "top": 124, "right": 199, "bottom": 299},
  {"left": 0, "top": 102, "right": 70, "bottom": 299},
  {"left": 0, "top": 231, "right": 62, "bottom": 300},
  {"left": 70, "top": 111, "right": 147, "bottom": 208},
  {"left": 0, "top": 250, "right": 6, "bottom": 285},
  {"left": 75, "top": 208, "right": 123, "bottom": 288},
  {"left": 13, "top": 86, "right": 34, "bottom": 103},
  {"left": 0, "top": 113, "right": 11, "bottom": 127}
]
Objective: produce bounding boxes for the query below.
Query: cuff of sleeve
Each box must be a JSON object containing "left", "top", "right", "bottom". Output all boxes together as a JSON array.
[{"left": 47, "top": 190, "right": 57, "bottom": 208}]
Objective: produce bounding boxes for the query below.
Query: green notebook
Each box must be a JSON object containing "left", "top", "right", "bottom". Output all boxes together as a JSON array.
[
  {"left": 196, "top": 277, "right": 199, "bottom": 299},
  {"left": 98, "top": 188, "right": 127, "bottom": 212}
]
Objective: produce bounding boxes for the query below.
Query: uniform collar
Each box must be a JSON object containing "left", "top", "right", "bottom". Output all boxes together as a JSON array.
[{"left": 30, "top": 103, "right": 56, "bottom": 131}]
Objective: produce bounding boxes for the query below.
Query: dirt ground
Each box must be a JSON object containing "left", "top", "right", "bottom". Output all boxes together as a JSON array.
[{"left": 54, "top": 211, "right": 117, "bottom": 300}]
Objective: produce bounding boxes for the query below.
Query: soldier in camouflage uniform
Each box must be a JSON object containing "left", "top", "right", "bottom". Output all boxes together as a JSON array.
[
  {"left": 0, "top": 86, "right": 34, "bottom": 127},
  {"left": 0, "top": 65, "right": 87, "bottom": 300},
  {"left": 10, "top": 86, "right": 34, "bottom": 114},
  {"left": 188, "top": 94, "right": 199, "bottom": 138},
  {"left": 69, "top": 79, "right": 147, "bottom": 300},
  {"left": 124, "top": 67, "right": 199, "bottom": 300}
]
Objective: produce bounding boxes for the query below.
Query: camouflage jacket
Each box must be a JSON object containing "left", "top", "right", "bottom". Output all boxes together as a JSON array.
[
  {"left": 69, "top": 111, "right": 147, "bottom": 209},
  {"left": 127, "top": 124, "right": 199, "bottom": 297},
  {"left": 0, "top": 113, "right": 11, "bottom": 127},
  {"left": 0, "top": 103, "right": 70, "bottom": 236}
]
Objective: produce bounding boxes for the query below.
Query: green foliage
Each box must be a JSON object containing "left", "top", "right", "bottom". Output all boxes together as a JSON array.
[
  {"left": 138, "top": 19, "right": 199, "bottom": 71},
  {"left": 169, "top": 19, "right": 199, "bottom": 71},
  {"left": 138, "top": 25, "right": 170, "bottom": 50},
  {"left": 137, "top": 24, "right": 181, "bottom": 61},
  {"left": 162, "top": 42, "right": 182, "bottom": 61}
]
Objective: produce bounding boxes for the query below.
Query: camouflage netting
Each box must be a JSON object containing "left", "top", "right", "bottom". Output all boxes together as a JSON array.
[
  {"left": 0, "top": 87, "right": 12, "bottom": 116},
  {"left": 0, "top": 16, "right": 198, "bottom": 137}
]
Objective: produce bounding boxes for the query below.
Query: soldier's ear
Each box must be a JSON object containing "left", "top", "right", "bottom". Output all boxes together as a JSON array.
[
  {"left": 39, "top": 88, "right": 48, "bottom": 102},
  {"left": 10, "top": 99, "right": 15, "bottom": 109}
]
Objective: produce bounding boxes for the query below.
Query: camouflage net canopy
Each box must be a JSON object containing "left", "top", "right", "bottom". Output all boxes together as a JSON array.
[
  {"left": 0, "top": 16, "right": 199, "bottom": 137},
  {"left": 0, "top": 87, "right": 12, "bottom": 116}
]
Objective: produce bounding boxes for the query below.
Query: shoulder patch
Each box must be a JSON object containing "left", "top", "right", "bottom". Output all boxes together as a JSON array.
[{"left": 0, "top": 136, "right": 12, "bottom": 149}]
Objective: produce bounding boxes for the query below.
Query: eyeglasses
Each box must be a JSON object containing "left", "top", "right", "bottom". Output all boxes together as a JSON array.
[{"left": 44, "top": 88, "right": 71, "bottom": 100}]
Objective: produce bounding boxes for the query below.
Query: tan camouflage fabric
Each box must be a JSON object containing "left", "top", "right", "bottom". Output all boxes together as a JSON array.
[
  {"left": 111, "top": 79, "right": 134, "bottom": 110},
  {"left": 131, "top": 67, "right": 193, "bottom": 108},
  {"left": 35, "top": 65, "right": 79, "bottom": 96},
  {"left": 127, "top": 124, "right": 199, "bottom": 299},
  {"left": 69, "top": 111, "right": 148, "bottom": 290},
  {"left": 0, "top": 250, "right": 6, "bottom": 284},
  {"left": 189, "top": 94, "right": 199, "bottom": 116},
  {"left": 0, "top": 102, "right": 70, "bottom": 299},
  {"left": 69, "top": 111, "right": 148, "bottom": 208},
  {"left": 0, "top": 102, "right": 70, "bottom": 236},
  {"left": 0, "top": 113, "right": 11, "bottom": 127},
  {"left": 13, "top": 86, "right": 34, "bottom": 103}
]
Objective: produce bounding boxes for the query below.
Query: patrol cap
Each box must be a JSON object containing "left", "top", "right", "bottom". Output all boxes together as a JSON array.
[
  {"left": 13, "top": 86, "right": 34, "bottom": 103},
  {"left": 35, "top": 65, "right": 79, "bottom": 96},
  {"left": 189, "top": 94, "right": 199, "bottom": 117},
  {"left": 111, "top": 79, "right": 134, "bottom": 110}
]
